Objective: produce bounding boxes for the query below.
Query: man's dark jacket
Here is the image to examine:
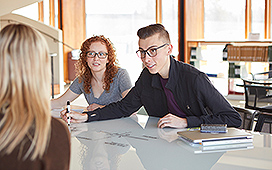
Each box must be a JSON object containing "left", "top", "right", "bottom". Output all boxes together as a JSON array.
[{"left": 86, "top": 56, "right": 242, "bottom": 128}]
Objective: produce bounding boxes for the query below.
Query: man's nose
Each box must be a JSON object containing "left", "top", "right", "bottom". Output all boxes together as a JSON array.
[{"left": 143, "top": 53, "right": 152, "bottom": 63}]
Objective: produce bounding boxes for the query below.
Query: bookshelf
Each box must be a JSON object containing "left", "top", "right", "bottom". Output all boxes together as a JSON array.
[
  {"left": 186, "top": 40, "right": 272, "bottom": 96},
  {"left": 186, "top": 40, "right": 272, "bottom": 63}
]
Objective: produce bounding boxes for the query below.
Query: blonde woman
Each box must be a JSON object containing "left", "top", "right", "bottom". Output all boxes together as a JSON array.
[{"left": 0, "top": 24, "right": 70, "bottom": 169}]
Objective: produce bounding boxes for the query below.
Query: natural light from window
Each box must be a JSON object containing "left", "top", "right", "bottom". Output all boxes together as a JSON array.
[
  {"left": 204, "top": 0, "right": 245, "bottom": 40},
  {"left": 85, "top": 0, "right": 155, "bottom": 84},
  {"left": 85, "top": 0, "right": 178, "bottom": 84},
  {"left": 162, "top": 0, "right": 179, "bottom": 57},
  {"left": 12, "top": 2, "right": 39, "bottom": 21},
  {"left": 251, "top": 0, "right": 265, "bottom": 39}
]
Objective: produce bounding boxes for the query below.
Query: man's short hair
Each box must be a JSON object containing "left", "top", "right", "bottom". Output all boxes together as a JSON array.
[{"left": 137, "top": 23, "right": 171, "bottom": 43}]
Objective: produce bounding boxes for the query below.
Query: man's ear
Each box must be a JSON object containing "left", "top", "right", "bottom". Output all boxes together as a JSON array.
[{"left": 167, "top": 44, "right": 173, "bottom": 55}]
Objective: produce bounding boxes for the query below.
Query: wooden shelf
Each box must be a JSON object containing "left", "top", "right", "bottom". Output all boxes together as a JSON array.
[{"left": 186, "top": 40, "right": 272, "bottom": 63}]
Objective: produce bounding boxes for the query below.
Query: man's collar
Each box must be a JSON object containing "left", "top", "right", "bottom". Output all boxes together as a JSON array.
[
  {"left": 151, "top": 56, "right": 178, "bottom": 90},
  {"left": 165, "top": 56, "right": 178, "bottom": 90}
]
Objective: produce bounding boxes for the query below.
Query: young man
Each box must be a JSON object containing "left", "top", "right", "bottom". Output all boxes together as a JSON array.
[{"left": 62, "top": 24, "right": 242, "bottom": 128}]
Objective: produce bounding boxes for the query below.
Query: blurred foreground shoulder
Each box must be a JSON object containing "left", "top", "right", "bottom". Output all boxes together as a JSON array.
[{"left": 44, "top": 117, "right": 71, "bottom": 170}]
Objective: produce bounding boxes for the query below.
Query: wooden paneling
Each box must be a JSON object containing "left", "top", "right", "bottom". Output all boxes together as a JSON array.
[
  {"left": 156, "top": 0, "right": 162, "bottom": 24},
  {"left": 49, "top": 0, "right": 55, "bottom": 27},
  {"left": 265, "top": 0, "right": 271, "bottom": 39},
  {"left": 245, "top": 0, "right": 251, "bottom": 39},
  {"left": 61, "top": 0, "right": 86, "bottom": 83},
  {"left": 185, "top": 0, "right": 204, "bottom": 63},
  {"left": 38, "top": 1, "right": 44, "bottom": 22},
  {"left": 185, "top": 0, "right": 204, "bottom": 40}
]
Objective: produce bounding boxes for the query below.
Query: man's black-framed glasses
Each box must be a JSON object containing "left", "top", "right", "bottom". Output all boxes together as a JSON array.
[
  {"left": 136, "top": 43, "right": 169, "bottom": 59},
  {"left": 86, "top": 51, "right": 108, "bottom": 59}
]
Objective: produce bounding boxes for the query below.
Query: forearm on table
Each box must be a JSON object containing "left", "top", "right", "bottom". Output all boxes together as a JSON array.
[
  {"left": 51, "top": 89, "right": 79, "bottom": 109},
  {"left": 51, "top": 98, "right": 64, "bottom": 109}
]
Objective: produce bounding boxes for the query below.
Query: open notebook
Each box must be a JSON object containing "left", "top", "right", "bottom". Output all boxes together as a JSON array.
[{"left": 177, "top": 128, "right": 253, "bottom": 147}]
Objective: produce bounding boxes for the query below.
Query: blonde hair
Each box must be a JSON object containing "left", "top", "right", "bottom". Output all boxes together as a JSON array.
[{"left": 0, "top": 24, "right": 51, "bottom": 160}]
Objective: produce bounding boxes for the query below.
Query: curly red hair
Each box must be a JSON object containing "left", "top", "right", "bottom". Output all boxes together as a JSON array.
[{"left": 75, "top": 35, "right": 119, "bottom": 93}]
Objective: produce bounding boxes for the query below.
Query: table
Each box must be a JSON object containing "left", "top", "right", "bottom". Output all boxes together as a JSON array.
[{"left": 69, "top": 114, "right": 272, "bottom": 170}]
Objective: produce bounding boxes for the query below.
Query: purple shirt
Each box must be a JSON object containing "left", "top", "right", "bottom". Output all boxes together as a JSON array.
[{"left": 160, "top": 77, "right": 186, "bottom": 118}]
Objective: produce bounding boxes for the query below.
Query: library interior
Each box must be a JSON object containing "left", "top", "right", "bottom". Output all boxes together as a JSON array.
[{"left": 1, "top": 0, "right": 272, "bottom": 170}]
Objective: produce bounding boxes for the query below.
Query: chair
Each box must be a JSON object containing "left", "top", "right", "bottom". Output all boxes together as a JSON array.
[
  {"left": 242, "top": 79, "right": 272, "bottom": 133},
  {"left": 254, "top": 112, "right": 272, "bottom": 132},
  {"left": 250, "top": 70, "right": 272, "bottom": 80},
  {"left": 232, "top": 106, "right": 254, "bottom": 129}
]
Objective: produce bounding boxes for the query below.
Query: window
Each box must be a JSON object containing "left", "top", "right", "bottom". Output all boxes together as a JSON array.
[
  {"left": 12, "top": 2, "right": 39, "bottom": 21},
  {"left": 162, "top": 0, "right": 179, "bottom": 57},
  {"left": 251, "top": 0, "right": 265, "bottom": 39},
  {"left": 204, "top": 0, "right": 245, "bottom": 40},
  {"left": 200, "top": 0, "right": 269, "bottom": 96},
  {"left": 85, "top": 0, "right": 155, "bottom": 83},
  {"left": 12, "top": 0, "right": 59, "bottom": 29}
]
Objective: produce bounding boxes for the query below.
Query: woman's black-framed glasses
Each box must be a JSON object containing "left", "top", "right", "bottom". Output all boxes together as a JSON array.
[
  {"left": 136, "top": 43, "right": 169, "bottom": 59},
  {"left": 86, "top": 51, "right": 108, "bottom": 59}
]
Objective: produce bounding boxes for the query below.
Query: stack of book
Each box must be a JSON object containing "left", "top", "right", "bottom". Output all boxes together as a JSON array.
[
  {"left": 177, "top": 128, "right": 254, "bottom": 153},
  {"left": 227, "top": 45, "right": 272, "bottom": 62}
]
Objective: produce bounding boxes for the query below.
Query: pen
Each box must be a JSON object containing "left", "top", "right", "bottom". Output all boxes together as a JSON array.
[{"left": 67, "top": 101, "right": 71, "bottom": 126}]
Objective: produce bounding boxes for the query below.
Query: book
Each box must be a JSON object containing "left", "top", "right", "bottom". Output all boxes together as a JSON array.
[
  {"left": 177, "top": 128, "right": 253, "bottom": 147},
  {"left": 177, "top": 140, "right": 254, "bottom": 154}
]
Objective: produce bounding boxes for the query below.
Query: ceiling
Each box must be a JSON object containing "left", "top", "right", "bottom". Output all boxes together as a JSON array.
[{"left": 0, "top": 0, "right": 41, "bottom": 16}]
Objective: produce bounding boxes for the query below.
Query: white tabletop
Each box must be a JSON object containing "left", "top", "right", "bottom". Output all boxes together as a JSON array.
[{"left": 69, "top": 114, "right": 272, "bottom": 170}]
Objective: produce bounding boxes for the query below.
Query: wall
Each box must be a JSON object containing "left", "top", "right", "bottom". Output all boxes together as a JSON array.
[
  {"left": 0, "top": 0, "right": 41, "bottom": 16},
  {"left": 61, "top": 0, "right": 86, "bottom": 83}
]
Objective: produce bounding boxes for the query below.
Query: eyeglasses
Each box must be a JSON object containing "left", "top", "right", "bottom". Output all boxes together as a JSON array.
[
  {"left": 86, "top": 51, "right": 108, "bottom": 59},
  {"left": 136, "top": 43, "right": 169, "bottom": 59}
]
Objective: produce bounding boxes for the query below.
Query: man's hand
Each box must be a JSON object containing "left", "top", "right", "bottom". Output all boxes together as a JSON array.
[
  {"left": 87, "top": 103, "right": 105, "bottom": 111},
  {"left": 60, "top": 109, "right": 88, "bottom": 123},
  {"left": 157, "top": 113, "right": 188, "bottom": 129}
]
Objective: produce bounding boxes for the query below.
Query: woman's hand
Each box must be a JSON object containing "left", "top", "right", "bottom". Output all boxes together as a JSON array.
[{"left": 60, "top": 109, "right": 88, "bottom": 123}]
